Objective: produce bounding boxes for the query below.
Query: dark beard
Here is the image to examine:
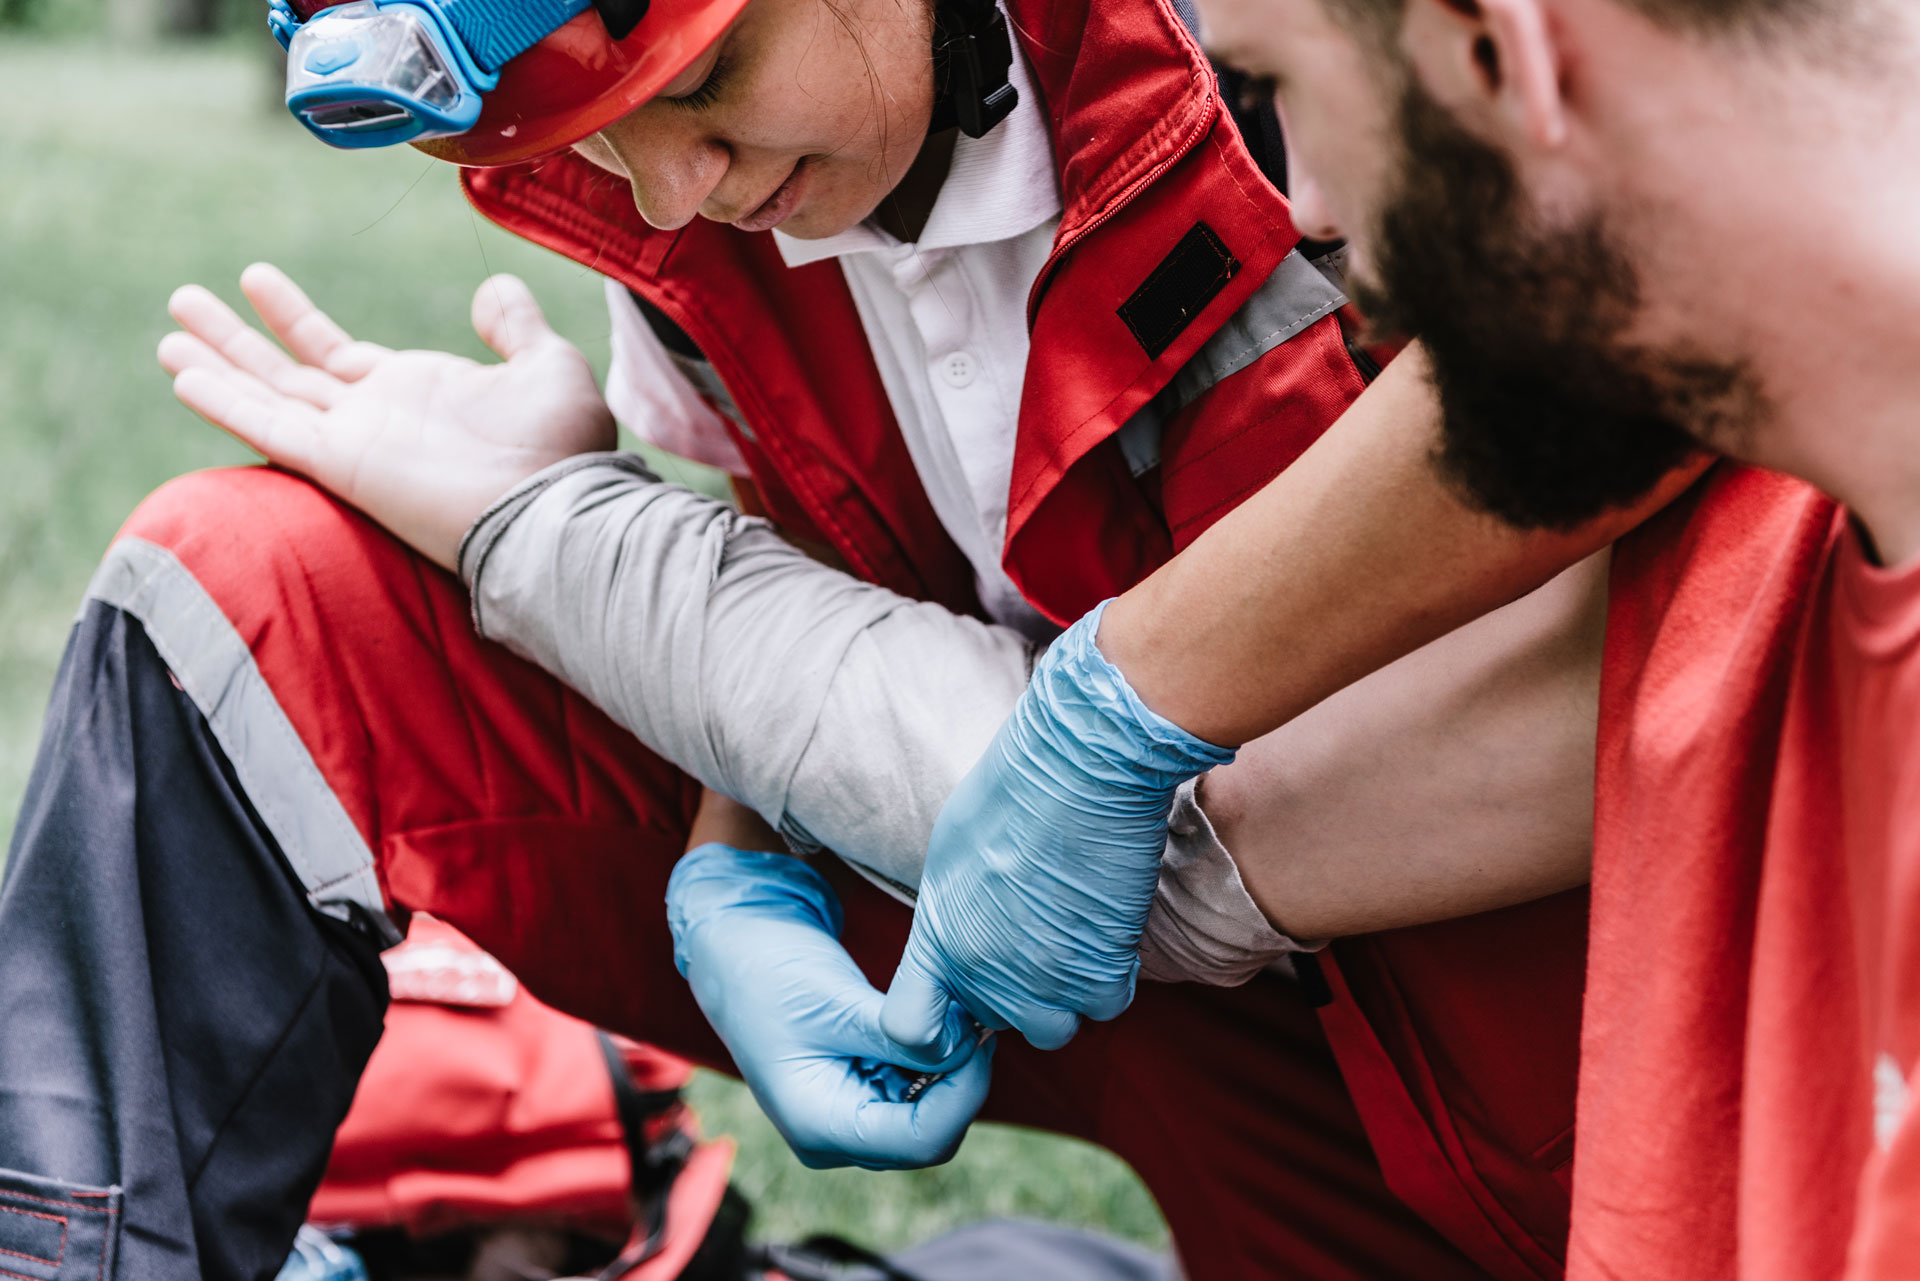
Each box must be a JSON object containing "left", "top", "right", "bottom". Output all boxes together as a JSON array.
[{"left": 1350, "top": 80, "right": 1748, "bottom": 532}]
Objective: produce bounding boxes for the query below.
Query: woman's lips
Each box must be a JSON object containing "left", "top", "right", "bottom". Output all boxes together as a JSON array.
[{"left": 732, "top": 161, "right": 809, "bottom": 233}]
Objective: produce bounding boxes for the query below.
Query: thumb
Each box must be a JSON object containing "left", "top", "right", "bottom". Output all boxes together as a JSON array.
[
  {"left": 882, "top": 949, "right": 967, "bottom": 1054},
  {"left": 852, "top": 987, "right": 975, "bottom": 1074},
  {"left": 1012, "top": 1002, "right": 1082, "bottom": 1053},
  {"left": 471, "top": 274, "right": 555, "bottom": 361},
  {"left": 1077, "top": 961, "right": 1141, "bottom": 1025}
]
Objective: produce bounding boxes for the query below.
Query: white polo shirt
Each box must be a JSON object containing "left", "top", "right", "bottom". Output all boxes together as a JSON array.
[{"left": 605, "top": 34, "right": 1061, "bottom": 639}]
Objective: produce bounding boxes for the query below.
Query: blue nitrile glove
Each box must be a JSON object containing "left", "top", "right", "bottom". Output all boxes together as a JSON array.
[
  {"left": 881, "top": 601, "right": 1236, "bottom": 1052},
  {"left": 666, "top": 843, "right": 992, "bottom": 1170}
]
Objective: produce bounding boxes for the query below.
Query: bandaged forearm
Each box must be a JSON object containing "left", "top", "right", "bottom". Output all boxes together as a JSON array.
[
  {"left": 458, "top": 454, "right": 1304, "bottom": 981},
  {"left": 457, "top": 451, "right": 1023, "bottom": 891}
]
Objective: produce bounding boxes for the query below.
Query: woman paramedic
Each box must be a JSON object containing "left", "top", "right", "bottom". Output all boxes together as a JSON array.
[{"left": 0, "top": 0, "right": 1628, "bottom": 1279}]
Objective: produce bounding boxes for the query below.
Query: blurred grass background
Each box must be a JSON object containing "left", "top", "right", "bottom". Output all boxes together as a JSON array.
[{"left": 0, "top": 32, "right": 1166, "bottom": 1256}]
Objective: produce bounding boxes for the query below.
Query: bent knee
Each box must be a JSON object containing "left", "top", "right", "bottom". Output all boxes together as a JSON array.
[
  {"left": 105, "top": 465, "right": 454, "bottom": 652},
  {"left": 119, "top": 465, "right": 438, "bottom": 592},
  {"left": 120, "top": 467, "right": 373, "bottom": 563}
]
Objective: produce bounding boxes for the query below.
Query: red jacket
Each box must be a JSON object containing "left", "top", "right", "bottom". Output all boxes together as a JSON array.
[
  {"left": 467, "top": 0, "right": 1358, "bottom": 625},
  {"left": 465, "top": 2, "right": 1581, "bottom": 1275}
]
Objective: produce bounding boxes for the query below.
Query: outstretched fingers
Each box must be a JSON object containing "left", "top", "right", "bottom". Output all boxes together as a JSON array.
[
  {"left": 168, "top": 282, "right": 343, "bottom": 409},
  {"left": 171, "top": 364, "right": 324, "bottom": 475},
  {"left": 238, "top": 262, "right": 388, "bottom": 382},
  {"left": 157, "top": 329, "right": 277, "bottom": 400}
]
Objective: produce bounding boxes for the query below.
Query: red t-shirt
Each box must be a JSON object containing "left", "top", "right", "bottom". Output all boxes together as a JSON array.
[{"left": 1572, "top": 463, "right": 1920, "bottom": 1279}]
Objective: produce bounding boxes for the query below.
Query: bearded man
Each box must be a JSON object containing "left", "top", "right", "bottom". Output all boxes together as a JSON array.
[{"left": 898, "top": 0, "right": 1920, "bottom": 1275}]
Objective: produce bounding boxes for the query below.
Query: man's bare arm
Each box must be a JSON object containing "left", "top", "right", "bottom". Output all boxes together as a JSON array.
[
  {"left": 1201, "top": 549, "right": 1608, "bottom": 943},
  {"left": 1103, "top": 345, "right": 1707, "bottom": 746}
]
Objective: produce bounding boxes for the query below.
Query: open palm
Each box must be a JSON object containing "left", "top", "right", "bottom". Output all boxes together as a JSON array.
[{"left": 158, "top": 262, "right": 615, "bottom": 569}]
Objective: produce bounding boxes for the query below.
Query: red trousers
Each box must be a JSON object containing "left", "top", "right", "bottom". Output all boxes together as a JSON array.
[{"left": 119, "top": 467, "right": 1580, "bottom": 1280}]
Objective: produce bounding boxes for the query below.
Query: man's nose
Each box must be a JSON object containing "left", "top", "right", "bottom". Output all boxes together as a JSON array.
[
  {"left": 1286, "top": 166, "right": 1343, "bottom": 243},
  {"left": 594, "top": 115, "right": 729, "bottom": 231},
  {"left": 1270, "top": 105, "right": 1344, "bottom": 242}
]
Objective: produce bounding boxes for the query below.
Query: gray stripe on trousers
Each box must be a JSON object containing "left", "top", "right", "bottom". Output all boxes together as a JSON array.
[{"left": 84, "top": 537, "right": 400, "bottom": 946}]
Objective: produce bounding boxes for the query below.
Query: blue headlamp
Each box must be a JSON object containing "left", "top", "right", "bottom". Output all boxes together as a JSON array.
[{"left": 270, "top": 0, "right": 594, "bottom": 149}]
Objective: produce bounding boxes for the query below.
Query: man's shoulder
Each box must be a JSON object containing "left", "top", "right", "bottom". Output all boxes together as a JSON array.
[
  {"left": 1594, "top": 462, "right": 1840, "bottom": 814},
  {"left": 1607, "top": 463, "right": 1838, "bottom": 686}
]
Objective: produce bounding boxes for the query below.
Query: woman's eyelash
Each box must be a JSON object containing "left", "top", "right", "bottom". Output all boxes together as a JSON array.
[{"left": 670, "top": 54, "right": 732, "bottom": 110}]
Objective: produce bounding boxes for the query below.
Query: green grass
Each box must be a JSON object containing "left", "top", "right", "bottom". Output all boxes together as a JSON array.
[
  {"left": 0, "top": 35, "right": 727, "bottom": 832},
  {"left": 0, "top": 38, "right": 1166, "bottom": 1256},
  {"left": 0, "top": 35, "right": 621, "bottom": 833},
  {"left": 684, "top": 1072, "right": 1166, "bottom": 1252}
]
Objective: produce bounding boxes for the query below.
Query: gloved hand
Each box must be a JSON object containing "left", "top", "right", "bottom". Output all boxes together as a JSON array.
[
  {"left": 667, "top": 843, "right": 991, "bottom": 1170},
  {"left": 882, "top": 601, "right": 1236, "bottom": 1051}
]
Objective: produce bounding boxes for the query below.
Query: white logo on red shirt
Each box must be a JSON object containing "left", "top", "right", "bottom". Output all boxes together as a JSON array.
[{"left": 1874, "top": 1053, "right": 1911, "bottom": 1151}]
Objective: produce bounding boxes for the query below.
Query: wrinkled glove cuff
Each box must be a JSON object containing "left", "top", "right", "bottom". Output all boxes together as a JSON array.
[
  {"left": 1028, "top": 600, "right": 1236, "bottom": 788},
  {"left": 665, "top": 843, "right": 844, "bottom": 978}
]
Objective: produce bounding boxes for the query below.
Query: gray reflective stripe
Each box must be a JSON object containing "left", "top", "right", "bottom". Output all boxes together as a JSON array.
[
  {"left": 85, "top": 538, "right": 401, "bottom": 946},
  {"left": 1114, "top": 247, "right": 1350, "bottom": 476},
  {"left": 1158, "top": 246, "right": 1348, "bottom": 417},
  {"left": 1307, "top": 243, "right": 1351, "bottom": 296},
  {"left": 1114, "top": 406, "right": 1167, "bottom": 478}
]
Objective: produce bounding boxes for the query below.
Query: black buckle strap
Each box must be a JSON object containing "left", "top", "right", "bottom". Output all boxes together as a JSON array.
[
  {"left": 592, "top": 0, "right": 649, "bottom": 41},
  {"left": 928, "top": 0, "right": 1018, "bottom": 138},
  {"left": 595, "top": 1032, "right": 695, "bottom": 1276}
]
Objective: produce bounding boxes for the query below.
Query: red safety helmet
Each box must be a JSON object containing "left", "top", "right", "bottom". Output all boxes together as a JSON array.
[{"left": 285, "top": 0, "right": 750, "bottom": 166}]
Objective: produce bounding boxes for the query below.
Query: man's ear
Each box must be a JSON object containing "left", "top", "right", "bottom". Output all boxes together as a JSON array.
[{"left": 1401, "top": 0, "right": 1569, "bottom": 151}]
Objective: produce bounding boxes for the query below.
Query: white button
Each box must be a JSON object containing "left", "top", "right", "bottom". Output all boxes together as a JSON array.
[{"left": 938, "top": 351, "right": 978, "bottom": 389}]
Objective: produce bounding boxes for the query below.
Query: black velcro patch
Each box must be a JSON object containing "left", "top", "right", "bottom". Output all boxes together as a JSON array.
[{"left": 1117, "top": 222, "right": 1240, "bottom": 359}]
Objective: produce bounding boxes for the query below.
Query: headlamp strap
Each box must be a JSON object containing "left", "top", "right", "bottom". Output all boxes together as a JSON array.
[
  {"left": 270, "top": 0, "right": 602, "bottom": 75},
  {"left": 929, "top": 0, "right": 1017, "bottom": 139},
  {"left": 437, "top": 0, "right": 591, "bottom": 72}
]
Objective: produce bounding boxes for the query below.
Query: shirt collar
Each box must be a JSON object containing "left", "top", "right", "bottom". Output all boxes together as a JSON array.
[{"left": 773, "top": 21, "right": 1061, "bottom": 268}]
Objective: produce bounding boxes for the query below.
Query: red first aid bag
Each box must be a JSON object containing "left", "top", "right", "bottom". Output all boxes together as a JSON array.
[
  {"left": 302, "top": 920, "right": 1174, "bottom": 1281},
  {"left": 309, "top": 916, "right": 743, "bottom": 1280}
]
